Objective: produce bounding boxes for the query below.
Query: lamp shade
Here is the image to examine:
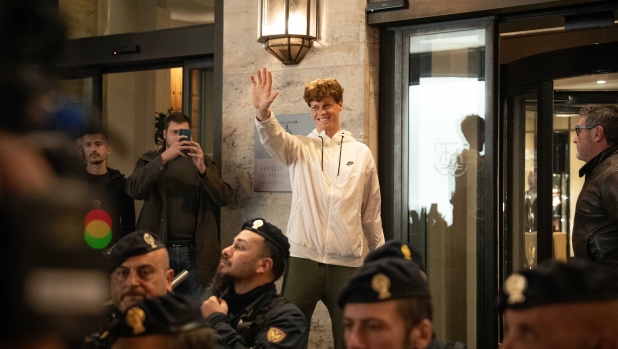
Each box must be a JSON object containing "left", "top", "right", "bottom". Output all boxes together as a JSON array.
[{"left": 258, "top": 0, "right": 317, "bottom": 65}]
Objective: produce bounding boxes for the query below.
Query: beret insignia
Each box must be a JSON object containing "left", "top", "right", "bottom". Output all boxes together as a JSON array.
[
  {"left": 371, "top": 273, "right": 392, "bottom": 300},
  {"left": 143, "top": 233, "right": 157, "bottom": 249},
  {"left": 252, "top": 219, "right": 264, "bottom": 230},
  {"left": 126, "top": 307, "right": 146, "bottom": 335},
  {"left": 401, "top": 245, "right": 412, "bottom": 260},
  {"left": 504, "top": 273, "right": 527, "bottom": 305}
]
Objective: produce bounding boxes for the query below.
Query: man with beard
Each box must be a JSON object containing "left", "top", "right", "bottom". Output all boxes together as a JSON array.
[
  {"left": 498, "top": 259, "right": 618, "bottom": 349},
  {"left": 81, "top": 129, "right": 135, "bottom": 247},
  {"left": 88, "top": 230, "right": 174, "bottom": 348},
  {"left": 201, "top": 218, "right": 306, "bottom": 349},
  {"left": 338, "top": 257, "right": 434, "bottom": 349}
]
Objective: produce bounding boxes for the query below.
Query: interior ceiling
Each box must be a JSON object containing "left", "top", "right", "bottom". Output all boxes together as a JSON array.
[
  {"left": 167, "top": 0, "right": 214, "bottom": 25},
  {"left": 554, "top": 72, "right": 618, "bottom": 91}
]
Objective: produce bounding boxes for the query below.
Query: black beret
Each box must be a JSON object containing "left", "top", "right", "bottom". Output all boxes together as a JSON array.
[
  {"left": 497, "top": 259, "right": 618, "bottom": 312},
  {"left": 338, "top": 257, "right": 430, "bottom": 308},
  {"left": 241, "top": 218, "right": 290, "bottom": 259},
  {"left": 365, "top": 240, "right": 426, "bottom": 274},
  {"left": 106, "top": 230, "right": 165, "bottom": 273},
  {"left": 113, "top": 293, "right": 209, "bottom": 338}
]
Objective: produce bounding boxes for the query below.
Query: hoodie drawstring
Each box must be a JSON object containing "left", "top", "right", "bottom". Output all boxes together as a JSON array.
[
  {"left": 319, "top": 136, "right": 324, "bottom": 172},
  {"left": 337, "top": 135, "right": 344, "bottom": 176}
]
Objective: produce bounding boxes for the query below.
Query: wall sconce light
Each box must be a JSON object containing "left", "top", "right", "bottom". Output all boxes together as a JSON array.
[{"left": 258, "top": 0, "right": 317, "bottom": 65}]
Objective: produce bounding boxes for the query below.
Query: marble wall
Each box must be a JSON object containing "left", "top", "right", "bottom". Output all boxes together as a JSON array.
[{"left": 220, "top": 1, "right": 379, "bottom": 348}]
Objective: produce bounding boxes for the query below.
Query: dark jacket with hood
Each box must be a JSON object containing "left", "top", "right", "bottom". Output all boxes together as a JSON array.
[
  {"left": 125, "top": 149, "right": 233, "bottom": 282},
  {"left": 573, "top": 144, "right": 618, "bottom": 270}
]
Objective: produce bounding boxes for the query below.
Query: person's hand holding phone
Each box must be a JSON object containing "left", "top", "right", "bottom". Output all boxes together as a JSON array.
[
  {"left": 161, "top": 128, "right": 191, "bottom": 165},
  {"left": 186, "top": 139, "right": 207, "bottom": 174}
]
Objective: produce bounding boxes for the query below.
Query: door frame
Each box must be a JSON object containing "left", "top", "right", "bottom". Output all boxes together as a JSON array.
[
  {"left": 499, "top": 38, "right": 618, "bottom": 341},
  {"left": 379, "top": 17, "right": 499, "bottom": 349}
]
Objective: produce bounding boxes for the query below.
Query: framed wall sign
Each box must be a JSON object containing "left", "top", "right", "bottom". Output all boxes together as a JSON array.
[{"left": 366, "top": 0, "right": 406, "bottom": 12}]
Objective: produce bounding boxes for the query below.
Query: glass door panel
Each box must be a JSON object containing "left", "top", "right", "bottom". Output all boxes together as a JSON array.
[
  {"left": 406, "top": 28, "right": 486, "bottom": 348},
  {"left": 508, "top": 93, "right": 539, "bottom": 271},
  {"left": 101, "top": 68, "right": 181, "bottom": 178},
  {"left": 188, "top": 67, "right": 215, "bottom": 157}
]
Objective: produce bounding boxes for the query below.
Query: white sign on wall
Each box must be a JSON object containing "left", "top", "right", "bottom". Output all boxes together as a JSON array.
[{"left": 254, "top": 113, "right": 315, "bottom": 192}]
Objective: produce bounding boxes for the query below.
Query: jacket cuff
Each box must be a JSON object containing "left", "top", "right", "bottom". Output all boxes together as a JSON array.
[{"left": 206, "top": 312, "right": 228, "bottom": 326}]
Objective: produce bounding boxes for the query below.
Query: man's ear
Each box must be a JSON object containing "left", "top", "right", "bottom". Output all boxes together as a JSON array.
[
  {"left": 256, "top": 257, "right": 273, "bottom": 275},
  {"left": 409, "top": 319, "right": 433, "bottom": 349},
  {"left": 593, "top": 126, "right": 606, "bottom": 143},
  {"left": 165, "top": 268, "right": 174, "bottom": 292}
]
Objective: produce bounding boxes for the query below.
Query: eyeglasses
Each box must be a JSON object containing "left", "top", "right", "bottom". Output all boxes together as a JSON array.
[{"left": 575, "top": 125, "right": 596, "bottom": 136}]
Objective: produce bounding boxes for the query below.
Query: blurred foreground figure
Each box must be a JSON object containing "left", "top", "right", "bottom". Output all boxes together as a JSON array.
[
  {"left": 498, "top": 259, "right": 618, "bottom": 349},
  {"left": 362, "top": 241, "right": 466, "bottom": 349},
  {"left": 338, "top": 257, "right": 434, "bottom": 349},
  {"left": 0, "top": 1, "right": 108, "bottom": 348},
  {"left": 110, "top": 293, "right": 220, "bottom": 349}
]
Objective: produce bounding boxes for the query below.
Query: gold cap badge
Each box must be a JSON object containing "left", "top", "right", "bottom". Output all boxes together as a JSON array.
[
  {"left": 267, "top": 327, "right": 286, "bottom": 343},
  {"left": 126, "top": 307, "right": 146, "bottom": 335},
  {"left": 401, "top": 245, "right": 412, "bottom": 260},
  {"left": 252, "top": 219, "right": 264, "bottom": 230},
  {"left": 143, "top": 233, "right": 157, "bottom": 249},
  {"left": 504, "top": 273, "right": 527, "bottom": 305},
  {"left": 371, "top": 273, "right": 392, "bottom": 300}
]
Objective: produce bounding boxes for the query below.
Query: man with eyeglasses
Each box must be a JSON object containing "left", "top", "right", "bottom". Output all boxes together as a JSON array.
[{"left": 572, "top": 105, "right": 618, "bottom": 270}]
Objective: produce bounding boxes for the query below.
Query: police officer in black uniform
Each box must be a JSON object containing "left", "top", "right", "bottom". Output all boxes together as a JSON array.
[
  {"left": 201, "top": 218, "right": 306, "bottom": 349},
  {"left": 87, "top": 230, "right": 174, "bottom": 348},
  {"left": 338, "top": 241, "right": 468, "bottom": 349},
  {"left": 111, "top": 292, "right": 221, "bottom": 349},
  {"left": 361, "top": 240, "right": 466, "bottom": 349},
  {"left": 498, "top": 259, "right": 618, "bottom": 349}
]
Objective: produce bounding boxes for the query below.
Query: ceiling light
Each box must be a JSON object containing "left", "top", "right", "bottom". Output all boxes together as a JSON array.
[{"left": 597, "top": 80, "right": 607, "bottom": 84}]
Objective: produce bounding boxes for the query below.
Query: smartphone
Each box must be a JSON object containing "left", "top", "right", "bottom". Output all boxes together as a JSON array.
[{"left": 178, "top": 129, "right": 191, "bottom": 155}]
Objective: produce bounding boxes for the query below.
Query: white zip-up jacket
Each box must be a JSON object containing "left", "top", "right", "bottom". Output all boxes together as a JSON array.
[{"left": 256, "top": 113, "right": 384, "bottom": 267}]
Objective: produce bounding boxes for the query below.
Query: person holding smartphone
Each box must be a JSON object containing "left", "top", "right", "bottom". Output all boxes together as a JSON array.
[{"left": 126, "top": 111, "right": 233, "bottom": 300}]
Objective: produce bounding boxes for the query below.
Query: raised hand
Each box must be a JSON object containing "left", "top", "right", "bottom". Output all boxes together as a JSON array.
[{"left": 251, "top": 67, "right": 280, "bottom": 121}]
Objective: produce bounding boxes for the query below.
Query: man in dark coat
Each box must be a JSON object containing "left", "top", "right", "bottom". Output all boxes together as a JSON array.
[
  {"left": 572, "top": 105, "right": 618, "bottom": 270},
  {"left": 126, "top": 112, "right": 233, "bottom": 300},
  {"left": 201, "top": 218, "right": 306, "bottom": 349},
  {"left": 81, "top": 129, "right": 135, "bottom": 247}
]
